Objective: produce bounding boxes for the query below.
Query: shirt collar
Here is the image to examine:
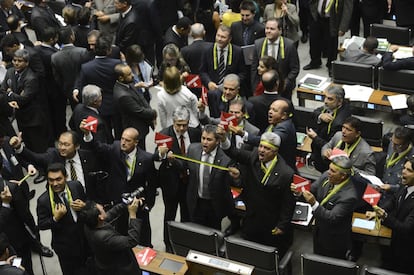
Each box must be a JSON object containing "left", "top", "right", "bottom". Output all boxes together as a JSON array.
[
  {"left": 67, "top": 151, "right": 80, "bottom": 164},
  {"left": 121, "top": 6, "right": 132, "bottom": 17},
  {"left": 203, "top": 146, "right": 218, "bottom": 159},
  {"left": 407, "top": 185, "right": 414, "bottom": 197},
  {"left": 268, "top": 37, "right": 280, "bottom": 45},
  {"left": 126, "top": 147, "right": 137, "bottom": 159},
  {"left": 86, "top": 106, "right": 99, "bottom": 114}
]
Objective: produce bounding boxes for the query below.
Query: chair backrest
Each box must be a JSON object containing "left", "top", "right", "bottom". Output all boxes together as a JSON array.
[
  {"left": 301, "top": 253, "right": 359, "bottom": 275},
  {"left": 167, "top": 221, "right": 224, "bottom": 257},
  {"left": 352, "top": 115, "right": 383, "bottom": 147},
  {"left": 332, "top": 61, "right": 375, "bottom": 88},
  {"left": 361, "top": 265, "right": 409, "bottom": 275},
  {"left": 378, "top": 67, "right": 414, "bottom": 94},
  {"left": 370, "top": 23, "right": 411, "bottom": 46},
  {"left": 224, "top": 236, "right": 280, "bottom": 275},
  {"left": 293, "top": 105, "right": 318, "bottom": 134}
]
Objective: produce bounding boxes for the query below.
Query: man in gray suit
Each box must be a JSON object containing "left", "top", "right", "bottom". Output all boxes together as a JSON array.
[
  {"left": 322, "top": 116, "right": 376, "bottom": 175},
  {"left": 343, "top": 36, "right": 381, "bottom": 66}
]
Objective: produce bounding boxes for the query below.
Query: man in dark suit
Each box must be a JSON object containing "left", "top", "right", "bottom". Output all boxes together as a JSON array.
[
  {"left": 114, "top": 0, "right": 139, "bottom": 52},
  {"left": 0, "top": 233, "right": 30, "bottom": 275},
  {"left": 251, "top": 18, "right": 299, "bottom": 101},
  {"left": 51, "top": 26, "right": 89, "bottom": 109},
  {"left": 183, "top": 124, "right": 237, "bottom": 230},
  {"left": 69, "top": 85, "right": 113, "bottom": 148},
  {"left": 28, "top": 0, "right": 61, "bottom": 39},
  {"left": 1, "top": 49, "right": 49, "bottom": 153},
  {"left": 298, "top": 155, "right": 358, "bottom": 259},
  {"left": 10, "top": 131, "right": 103, "bottom": 202},
  {"left": 156, "top": 106, "right": 201, "bottom": 252},
  {"left": 221, "top": 131, "right": 295, "bottom": 257},
  {"left": 81, "top": 126, "right": 157, "bottom": 247},
  {"left": 0, "top": 0, "right": 25, "bottom": 40},
  {"left": 248, "top": 70, "right": 281, "bottom": 133},
  {"left": 163, "top": 16, "right": 191, "bottom": 50},
  {"left": 75, "top": 35, "right": 121, "bottom": 138},
  {"left": 113, "top": 63, "right": 157, "bottom": 150},
  {"left": 200, "top": 25, "right": 247, "bottom": 95},
  {"left": 370, "top": 157, "right": 414, "bottom": 274},
  {"left": 37, "top": 163, "right": 88, "bottom": 275},
  {"left": 382, "top": 45, "right": 414, "bottom": 71}
]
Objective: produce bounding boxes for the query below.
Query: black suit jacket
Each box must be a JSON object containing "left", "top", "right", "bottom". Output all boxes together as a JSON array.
[
  {"left": 230, "top": 21, "right": 265, "bottom": 47},
  {"left": 382, "top": 52, "right": 414, "bottom": 70},
  {"left": 181, "top": 40, "right": 212, "bottom": 74},
  {"left": 37, "top": 181, "right": 87, "bottom": 257},
  {"left": 248, "top": 92, "right": 280, "bottom": 133},
  {"left": 200, "top": 43, "right": 246, "bottom": 87},
  {"left": 30, "top": 5, "right": 61, "bottom": 38},
  {"left": 115, "top": 8, "right": 140, "bottom": 52},
  {"left": 0, "top": 264, "right": 29, "bottom": 275},
  {"left": 185, "top": 143, "right": 234, "bottom": 220},
  {"left": 163, "top": 27, "right": 188, "bottom": 49},
  {"left": 132, "top": 0, "right": 162, "bottom": 46},
  {"left": 113, "top": 81, "right": 156, "bottom": 140}
]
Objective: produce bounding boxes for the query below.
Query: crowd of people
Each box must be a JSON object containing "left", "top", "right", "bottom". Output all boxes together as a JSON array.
[{"left": 1, "top": 0, "right": 414, "bottom": 274}]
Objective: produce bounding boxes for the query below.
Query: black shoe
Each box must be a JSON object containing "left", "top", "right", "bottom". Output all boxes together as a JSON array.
[
  {"left": 224, "top": 224, "right": 240, "bottom": 237},
  {"left": 28, "top": 190, "right": 36, "bottom": 200},
  {"left": 33, "top": 174, "right": 46, "bottom": 184},
  {"left": 35, "top": 245, "right": 54, "bottom": 257},
  {"left": 303, "top": 63, "right": 321, "bottom": 70},
  {"left": 301, "top": 33, "right": 308, "bottom": 43}
]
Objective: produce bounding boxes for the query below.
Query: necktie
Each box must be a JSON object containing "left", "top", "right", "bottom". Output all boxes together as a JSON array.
[
  {"left": 180, "top": 135, "right": 186, "bottom": 156},
  {"left": 325, "top": 183, "right": 334, "bottom": 198},
  {"left": 242, "top": 26, "right": 249, "bottom": 45},
  {"left": 321, "top": 0, "right": 327, "bottom": 17},
  {"left": 200, "top": 153, "right": 211, "bottom": 198},
  {"left": 68, "top": 159, "right": 78, "bottom": 181},
  {"left": 60, "top": 192, "right": 77, "bottom": 222},
  {"left": 218, "top": 49, "right": 226, "bottom": 85},
  {"left": 125, "top": 155, "right": 135, "bottom": 178},
  {"left": 398, "top": 187, "right": 408, "bottom": 210}
]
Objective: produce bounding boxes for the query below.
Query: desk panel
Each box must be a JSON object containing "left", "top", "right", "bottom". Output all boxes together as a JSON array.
[
  {"left": 133, "top": 247, "right": 188, "bottom": 275},
  {"left": 352, "top": 213, "right": 391, "bottom": 246}
]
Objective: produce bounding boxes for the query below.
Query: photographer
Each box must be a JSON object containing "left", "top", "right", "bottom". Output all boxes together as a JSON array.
[{"left": 79, "top": 198, "right": 144, "bottom": 275}]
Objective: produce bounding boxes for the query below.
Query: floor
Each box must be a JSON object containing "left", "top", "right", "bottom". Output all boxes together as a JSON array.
[{"left": 24, "top": 25, "right": 398, "bottom": 275}]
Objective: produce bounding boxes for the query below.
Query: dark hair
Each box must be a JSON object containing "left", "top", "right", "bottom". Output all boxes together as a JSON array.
[
  {"left": 343, "top": 116, "right": 362, "bottom": 132},
  {"left": 0, "top": 33, "right": 19, "bottom": 48},
  {"left": 260, "top": 55, "right": 277, "bottom": 70},
  {"left": 176, "top": 16, "right": 192, "bottom": 30},
  {"left": 6, "top": 14, "right": 19, "bottom": 31},
  {"left": 229, "top": 98, "right": 246, "bottom": 113},
  {"left": 47, "top": 162, "right": 67, "bottom": 177},
  {"left": 117, "top": 0, "right": 131, "bottom": 6},
  {"left": 114, "top": 63, "right": 128, "bottom": 78},
  {"left": 266, "top": 18, "right": 282, "bottom": 30},
  {"left": 229, "top": 0, "right": 242, "bottom": 12},
  {"left": 77, "top": 7, "right": 91, "bottom": 26},
  {"left": 58, "top": 26, "right": 74, "bottom": 45},
  {"left": 0, "top": 233, "right": 9, "bottom": 256},
  {"left": 394, "top": 126, "right": 412, "bottom": 144},
  {"left": 363, "top": 36, "right": 378, "bottom": 54},
  {"left": 95, "top": 35, "right": 112, "bottom": 56},
  {"left": 279, "top": 98, "right": 294, "bottom": 118},
  {"left": 239, "top": 0, "right": 255, "bottom": 13},
  {"left": 40, "top": 27, "right": 57, "bottom": 42},
  {"left": 407, "top": 95, "right": 414, "bottom": 114},
  {"left": 202, "top": 124, "right": 220, "bottom": 140},
  {"left": 406, "top": 156, "right": 414, "bottom": 170},
  {"left": 78, "top": 200, "right": 100, "bottom": 228},
  {"left": 125, "top": 44, "right": 145, "bottom": 64},
  {"left": 262, "top": 69, "right": 279, "bottom": 91},
  {"left": 60, "top": 131, "right": 80, "bottom": 147}
]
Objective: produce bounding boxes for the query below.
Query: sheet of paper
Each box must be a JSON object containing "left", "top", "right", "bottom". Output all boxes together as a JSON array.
[
  {"left": 393, "top": 46, "right": 414, "bottom": 59},
  {"left": 343, "top": 85, "right": 374, "bottom": 102},
  {"left": 353, "top": 218, "right": 375, "bottom": 230},
  {"left": 388, "top": 94, "right": 408, "bottom": 110},
  {"left": 359, "top": 173, "right": 384, "bottom": 187}
]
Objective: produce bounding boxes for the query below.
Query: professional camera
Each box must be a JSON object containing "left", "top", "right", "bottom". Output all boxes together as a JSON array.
[{"left": 121, "top": 187, "right": 150, "bottom": 211}]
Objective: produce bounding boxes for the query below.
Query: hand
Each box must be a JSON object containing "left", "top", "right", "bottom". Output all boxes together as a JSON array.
[
  {"left": 271, "top": 227, "right": 284, "bottom": 235},
  {"left": 229, "top": 125, "right": 244, "bottom": 136},
  {"left": 306, "top": 127, "right": 317, "bottom": 139},
  {"left": 228, "top": 167, "right": 240, "bottom": 179},
  {"left": 71, "top": 199, "right": 86, "bottom": 211},
  {"left": 134, "top": 81, "right": 146, "bottom": 89},
  {"left": 79, "top": 119, "right": 91, "bottom": 134},
  {"left": 380, "top": 184, "right": 391, "bottom": 191},
  {"left": 73, "top": 89, "right": 80, "bottom": 103},
  {"left": 95, "top": 11, "right": 105, "bottom": 17},
  {"left": 216, "top": 125, "right": 227, "bottom": 142},
  {"left": 197, "top": 98, "right": 206, "bottom": 113},
  {"left": 390, "top": 45, "right": 399, "bottom": 52},
  {"left": 302, "top": 190, "right": 316, "bottom": 206},
  {"left": 27, "top": 164, "right": 37, "bottom": 176},
  {"left": 290, "top": 183, "right": 302, "bottom": 196},
  {"left": 1, "top": 185, "right": 12, "bottom": 204},
  {"left": 323, "top": 148, "right": 332, "bottom": 159},
  {"left": 281, "top": 4, "right": 287, "bottom": 15},
  {"left": 84, "top": 1, "right": 92, "bottom": 8},
  {"left": 9, "top": 132, "right": 23, "bottom": 149},
  {"left": 365, "top": 211, "right": 376, "bottom": 220},
  {"left": 181, "top": 72, "right": 189, "bottom": 79},
  {"left": 8, "top": 101, "right": 19, "bottom": 109},
  {"left": 338, "top": 30, "right": 345, "bottom": 37},
  {"left": 97, "top": 15, "right": 110, "bottom": 23},
  {"left": 319, "top": 113, "right": 333, "bottom": 123},
  {"left": 208, "top": 81, "right": 218, "bottom": 91},
  {"left": 158, "top": 144, "right": 169, "bottom": 157},
  {"left": 14, "top": 1, "right": 23, "bottom": 9},
  {"left": 387, "top": 0, "right": 392, "bottom": 13},
  {"left": 127, "top": 197, "right": 144, "bottom": 218},
  {"left": 53, "top": 203, "right": 67, "bottom": 221},
  {"left": 373, "top": 206, "right": 387, "bottom": 219}
]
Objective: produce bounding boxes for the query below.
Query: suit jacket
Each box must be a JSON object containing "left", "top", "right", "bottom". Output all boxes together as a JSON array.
[
  {"left": 381, "top": 186, "right": 414, "bottom": 274},
  {"left": 248, "top": 92, "right": 280, "bottom": 133},
  {"left": 343, "top": 43, "right": 381, "bottom": 66},
  {"left": 84, "top": 203, "right": 142, "bottom": 274},
  {"left": 311, "top": 172, "right": 358, "bottom": 257},
  {"left": 93, "top": 0, "right": 119, "bottom": 36},
  {"left": 1, "top": 67, "right": 44, "bottom": 128},
  {"left": 200, "top": 43, "right": 246, "bottom": 87},
  {"left": 77, "top": 57, "right": 121, "bottom": 116},
  {"left": 1, "top": 137, "right": 28, "bottom": 181},
  {"left": 132, "top": 0, "right": 162, "bottom": 46},
  {"left": 181, "top": 40, "right": 212, "bottom": 74},
  {"left": 223, "top": 146, "right": 295, "bottom": 252},
  {"left": 163, "top": 27, "right": 187, "bottom": 49},
  {"left": 382, "top": 52, "right": 414, "bottom": 71},
  {"left": 154, "top": 0, "right": 182, "bottom": 32},
  {"left": 69, "top": 104, "right": 113, "bottom": 146},
  {"left": 185, "top": 143, "right": 234, "bottom": 220},
  {"left": 35, "top": 44, "right": 60, "bottom": 97},
  {"left": 247, "top": 118, "right": 297, "bottom": 171},
  {"left": 89, "top": 140, "right": 157, "bottom": 205},
  {"left": 263, "top": 3, "right": 300, "bottom": 42},
  {"left": 115, "top": 7, "right": 140, "bottom": 52},
  {"left": 156, "top": 126, "right": 201, "bottom": 196},
  {"left": 37, "top": 181, "right": 87, "bottom": 258},
  {"left": 207, "top": 90, "right": 255, "bottom": 122},
  {"left": 0, "top": 264, "right": 29, "bottom": 275},
  {"left": 251, "top": 37, "right": 299, "bottom": 97},
  {"left": 113, "top": 81, "right": 157, "bottom": 140},
  {"left": 395, "top": 0, "right": 414, "bottom": 27},
  {"left": 0, "top": 6, "right": 24, "bottom": 38},
  {"left": 30, "top": 5, "right": 61, "bottom": 38},
  {"left": 309, "top": 0, "right": 353, "bottom": 36},
  {"left": 51, "top": 45, "right": 89, "bottom": 100},
  {"left": 230, "top": 120, "right": 260, "bottom": 151},
  {"left": 230, "top": 20, "right": 265, "bottom": 47},
  {"left": 17, "top": 147, "right": 101, "bottom": 200},
  {"left": 322, "top": 131, "right": 376, "bottom": 175}
]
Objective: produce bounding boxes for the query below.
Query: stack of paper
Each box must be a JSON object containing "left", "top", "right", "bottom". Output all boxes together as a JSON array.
[
  {"left": 393, "top": 46, "right": 414, "bottom": 59},
  {"left": 377, "top": 38, "right": 390, "bottom": 52},
  {"left": 299, "top": 73, "right": 330, "bottom": 91},
  {"left": 388, "top": 94, "right": 408, "bottom": 110},
  {"left": 342, "top": 36, "right": 366, "bottom": 49},
  {"left": 343, "top": 85, "right": 374, "bottom": 102}
]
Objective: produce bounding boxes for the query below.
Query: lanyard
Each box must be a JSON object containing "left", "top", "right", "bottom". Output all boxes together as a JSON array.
[
  {"left": 213, "top": 43, "right": 233, "bottom": 70},
  {"left": 261, "top": 156, "right": 278, "bottom": 185},
  {"left": 386, "top": 144, "right": 412, "bottom": 168},
  {"left": 125, "top": 155, "right": 136, "bottom": 176},
  {"left": 49, "top": 185, "right": 73, "bottom": 216},
  {"left": 261, "top": 37, "right": 284, "bottom": 59},
  {"left": 322, "top": 107, "right": 337, "bottom": 135},
  {"left": 325, "top": 0, "right": 338, "bottom": 14},
  {"left": 336, "top": 136, "right": 361, "bottom": 156},
  {"left": 171, "top": 153, "right": 229, "bottom": 171},
  {"left": 320, "top": 177, "right": 349, "bottom": 206}
]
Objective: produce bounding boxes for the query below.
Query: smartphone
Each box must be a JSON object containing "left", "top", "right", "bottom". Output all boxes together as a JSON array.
[{"left": 12, "top": 257, "right": 22, "bottom": 267}]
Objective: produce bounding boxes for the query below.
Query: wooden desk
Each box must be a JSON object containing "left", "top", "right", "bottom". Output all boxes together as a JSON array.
[
  {"left": 133, "top": 246, "right": 188, "bottom": 275},
  {"left": 296, "top": 85, "right": 401, "bottom": 113},
  {"left": 352, "top": 213, "right": 392, "bottom": 246}
]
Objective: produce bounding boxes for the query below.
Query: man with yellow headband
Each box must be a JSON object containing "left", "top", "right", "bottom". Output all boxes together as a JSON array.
[
  {"left": 321, "top": 116, "right": 375, "bottom": 175},
  {"left": 37, "top": 163, "right": 88, "bottom": 275},
  {"left": 221, "top": 131, "right": 295, "bottom": 257},
  {"left": 296, "top": 155, "right": 358, "bottom": 259}
]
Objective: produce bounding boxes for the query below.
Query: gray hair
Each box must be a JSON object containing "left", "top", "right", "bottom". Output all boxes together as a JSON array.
[
  {"left": 172, "top": 106, "right": 190, "bottom": 121},
  {"left": 223, "top": 74, "right": 240, "bottom": 88},
  {"left": 14, "top": 49, "right": 30, "bottom": 62},
  {"left": 191, "top": 23, "right": 205, "bottom": 38},
  {"left": 326, "top": 85, "right": 345, "bottom": 102},
  {"left": 82, "top": 85, "right": 102, "bottom": 106},
  {"left": 260, "top": 132, "right": 281, "bottom": 148},
  {"left": 331, "top": 155, "right": 353, "bottom": 175}
]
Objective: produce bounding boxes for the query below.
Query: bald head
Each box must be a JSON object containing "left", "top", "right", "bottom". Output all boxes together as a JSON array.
[
  {"left": 120, "top": 128, "right": 139, "bottom": 153},
  {"left": 191, "top": 23, "right": 205, "bottom": 39}
]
